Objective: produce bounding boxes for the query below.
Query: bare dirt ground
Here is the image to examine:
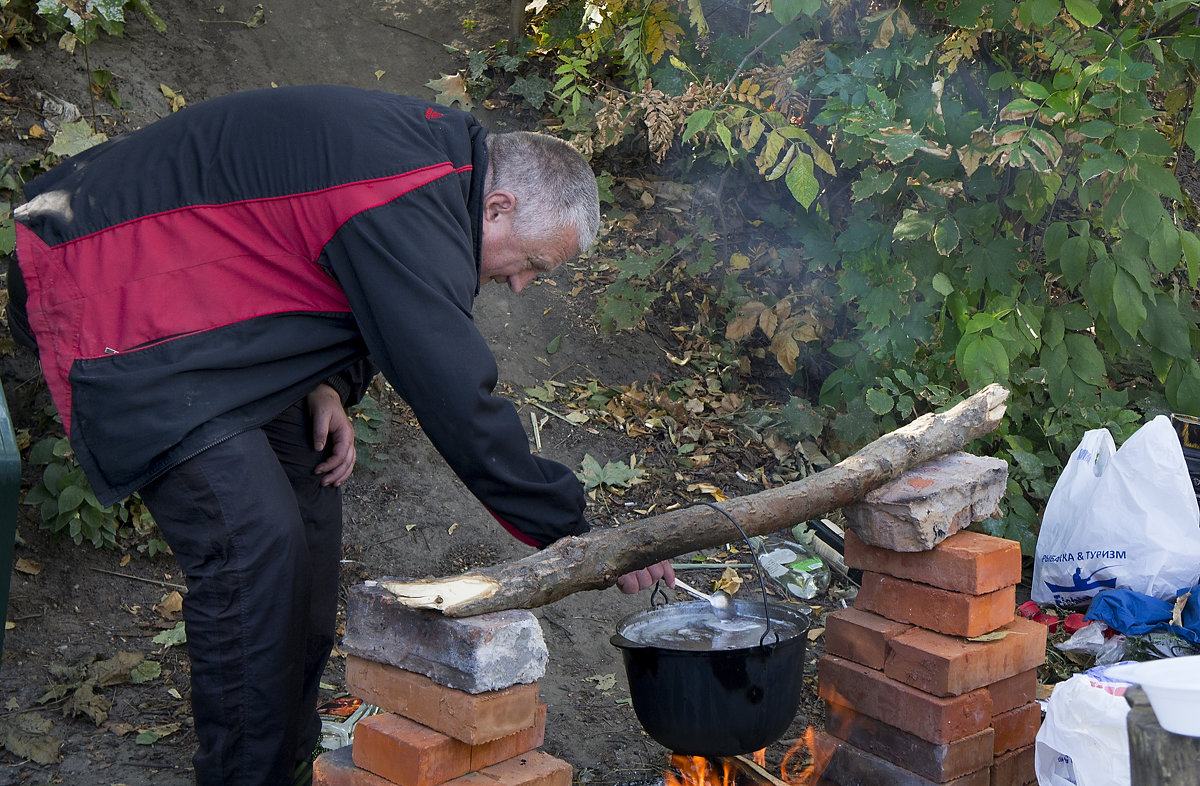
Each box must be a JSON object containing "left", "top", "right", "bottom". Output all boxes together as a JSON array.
[{"left": 0, "top": 1, "right": 838, "bottom": 783}]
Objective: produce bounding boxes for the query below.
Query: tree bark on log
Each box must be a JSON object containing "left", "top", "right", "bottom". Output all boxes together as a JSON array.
[{"left": 380, "top": 383, "right": 1010, "bottom": 616}]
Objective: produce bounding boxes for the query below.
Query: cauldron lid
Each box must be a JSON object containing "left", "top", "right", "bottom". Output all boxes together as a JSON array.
[{"left": 613, "top": 599, "right": 809, "bottom": 652}]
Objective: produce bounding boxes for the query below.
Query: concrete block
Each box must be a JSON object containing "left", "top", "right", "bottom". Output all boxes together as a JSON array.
[
  {"left": 991, "top": 702, "right": 1040, "bottom": 756},
  {"left": 844, "top": 530, "right": 1021, "bottom": 594},
  {"left": 346, "top": 655, "right": 540, "bottom": 744},
  {"left": 883, "top": 618, "right": 1047, "bottom": 697},
  {"left": 819, "top": 655, "right": 993, "bottom": 744},
  {"left": 342, "top": 583, "right": 547, "bottom": 693},
  {"left": 447, "top": 750, "right": 572, "bottom": 786},
  {"left": 824, "top": 607, "right": 913, "bottom": 671},
  {"left": 842, "top": 452, "right": 1009, "bottom": 552},
  {"left": 352, "top": 704, "right": 547, "bottom": 786},
  {"left": 855, "top": 572, "right": 1016, "bottom": 638},
  {"left": 987, "top": 670, "right": 1038, "bottom": 718},
  {"left": 314, "top": 745, "right": 397, "bottom": 786},
  {"left": 824, "top": 701, "right": 994, "bottom": 782},
  {"left": 811, "top": 731, "right": 990, "bottom": 786},
  {"left": 991, "top": 744, "right": 1035, "bottom": 786}
]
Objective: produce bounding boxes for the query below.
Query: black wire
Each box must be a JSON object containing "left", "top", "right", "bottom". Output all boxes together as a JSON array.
[{"left": 695, "top": 500, "right": 779, "bottom": 646}]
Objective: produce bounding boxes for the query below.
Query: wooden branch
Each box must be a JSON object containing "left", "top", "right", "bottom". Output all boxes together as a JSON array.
[{"left": 381, "top": 383, "right": 1010, "bottom": 616}]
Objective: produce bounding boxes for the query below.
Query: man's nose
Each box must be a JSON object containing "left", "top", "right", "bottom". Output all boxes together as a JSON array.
[{"left": 509, "top": 269, "right": 537, "bottom": 293}]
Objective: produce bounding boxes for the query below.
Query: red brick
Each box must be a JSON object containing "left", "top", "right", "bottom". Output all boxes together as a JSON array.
[
  {"left": 991, "top": 744, "right": 1035, "bottom": 786},
  {"left": 991, "top": 702, "right": 1040, "bottom": 756},
  {"left": 844, "top": 530, "right": 1022, "bottom": 594},
  {"left": 346, "top": 655, "right": 539, "bottom": 744},
  {"left": 824, "top": 701, "right": 994, "bottom": 782},
  {"left": 819, "top": 655, "right": 992, "bottom": 744},
  {"left": 824, "top": 607, "right": 913, "bottom": 670},
  {"left": 855, "top": 573, "right": 1016, "bottom": 637},
  {"left": 353, "top": 704, "right": 547, "bottom": 786},
  {"left": 811, "top": 731, "right": 990, "bottom": 786},
  {"left": 314, "top": 745, "right": 397, "bottom": 786},
  {"left": 445, "top": 750, "right": 571, "bottom": 786},
  {"left": 883, "top": 618, "right": 1047, "bottom": 697},
  {"left": 988, "top": 670, "right": 1038, "bottom": 717}
]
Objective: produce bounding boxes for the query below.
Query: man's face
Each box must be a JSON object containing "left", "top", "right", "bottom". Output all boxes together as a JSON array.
[{"left": 479, "top": 190, "right": 579, "bottom": 293}]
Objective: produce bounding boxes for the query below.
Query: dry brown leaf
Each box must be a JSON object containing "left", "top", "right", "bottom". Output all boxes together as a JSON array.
[
  {"left": 14, "top": 558, "right": 41, "bottom": 576},
  {"left": 154, "top": 591, "right": 183, "bottom": 618}
]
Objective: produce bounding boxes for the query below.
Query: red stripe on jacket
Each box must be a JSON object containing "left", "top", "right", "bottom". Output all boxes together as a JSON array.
[{"left": 16, "top": 162, "right": 466, "bottom": 436}]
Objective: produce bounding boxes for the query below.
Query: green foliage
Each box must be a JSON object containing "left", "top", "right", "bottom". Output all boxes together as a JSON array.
[
  {"left": 34, "top": 0, "right": 164, "bottom": 46},
  {"left": 493, "top": 0, "right": 1200, "bottom": 549},
  {"left": 350, "top": 395, "right": 388, "bottom": 471},
  {"left": 23, "top": 430, "right": 157, "bottom": 550}
]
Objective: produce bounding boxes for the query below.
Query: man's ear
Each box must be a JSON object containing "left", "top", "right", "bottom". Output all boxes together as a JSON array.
[{"left": 483, "top": 190, "right": 517, "bottom": 222}]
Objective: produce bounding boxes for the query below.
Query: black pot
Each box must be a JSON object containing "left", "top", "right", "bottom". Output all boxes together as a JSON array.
[{"left": 611, "top": 599, "right": 810, "bottom": 758}]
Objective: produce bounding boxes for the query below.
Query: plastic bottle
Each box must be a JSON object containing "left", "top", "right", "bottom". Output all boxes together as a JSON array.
[{"left": 750, "top": 531, "right": 831, "bottom": 600}]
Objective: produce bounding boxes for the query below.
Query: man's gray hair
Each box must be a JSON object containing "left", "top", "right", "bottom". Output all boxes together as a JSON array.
[{"left": 485, "top": 131, "right": 601, "bottom": 253}]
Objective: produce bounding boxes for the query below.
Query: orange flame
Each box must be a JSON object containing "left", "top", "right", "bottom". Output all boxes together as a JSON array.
[
  {"left": 665, "top": 755, "right": 736, "bottom": 786},
  {"left": 780, "top": 727, "right": 816, "bottom": 785}
]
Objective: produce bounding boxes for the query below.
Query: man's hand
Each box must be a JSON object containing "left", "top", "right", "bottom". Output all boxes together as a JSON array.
[
  {"left": 308, "top": 383, "right": 356, "bottom": 487},
  {"left": 616, "top": 560, "right": 675, "bottom": 594}
]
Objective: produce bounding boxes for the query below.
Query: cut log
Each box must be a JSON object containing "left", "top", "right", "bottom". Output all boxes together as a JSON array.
[{"left": 380, "top": 383, "right": 1010, "bottom": 616}]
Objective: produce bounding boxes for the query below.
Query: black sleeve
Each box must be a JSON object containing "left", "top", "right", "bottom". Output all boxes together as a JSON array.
[
  {"left": 322, "top": 357, "right": 378, "bottom": 407},
  {"left": 321, "top": 176, "right": 589, "bottom": 548}
]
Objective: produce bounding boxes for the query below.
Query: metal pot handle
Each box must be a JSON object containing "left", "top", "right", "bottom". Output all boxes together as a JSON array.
[{"left": 691, "top": 501, "right": 780, "bottom": 647}]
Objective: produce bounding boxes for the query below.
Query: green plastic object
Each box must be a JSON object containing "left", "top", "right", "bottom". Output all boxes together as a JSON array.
[{"left": 0, "top": 384, "right": 20, "bottom": 671}]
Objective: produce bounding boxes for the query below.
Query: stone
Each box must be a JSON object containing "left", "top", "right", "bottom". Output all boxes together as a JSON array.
[
  {"left": 342, "top": 582, "right": 547, "bottom": 693},
  {"left": 842, "top": 452, "right": 1009, "bottom": 552}
]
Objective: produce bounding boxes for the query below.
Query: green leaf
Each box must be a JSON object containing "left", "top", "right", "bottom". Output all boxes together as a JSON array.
[
  {"left": 933, "top": 217, "right": 960, "bottom": 255},
  {"left": 508, "top": 74, "right": 552, "bottom": 109},
  {"left": 893, "top": 213, "right": 936, "bottom": 240},
  {"left": 1111, "top": 269, "right": 1147, "bottom": 338},
  {"left": 130, "top": 660, "right": 162, "bottom": 684},
  {"left": 1076, "top": 119, "right": 1115, "bottom": 139},
  {"left": 772, "top": 0, "right": 820, "bottom": 23},
  {"left": 1140, "top": 293, "right": 1194, "bottom": 359},
  {"left": 1042, "top": 309, "right": 1065, "bottom": 348},
  {"left": 1063, "top": 0, "right": 1101, "bottom": 25},
  {"left": 1186, "top": 108, "right": 1200, "bottom": 154},
  {"left": 785, "top": 153, "right": 819, "bottom": 208},
  {"left": 1121, "top": 184, "right": 1165, "bottom": 237},
  {"left": 1148, "top": 218, "right": 1182, "bottom": 274},
  {"left": 958, "top": 334, "right": 1010, "bottom": 385},
  {"left": 1060, "top": 235, "right": 1089, "bottom": 288},
  {"left": 546, "top": 335, "right": 562, "bottom": 354},
  {"left": 1042, "top": 222, "right": 1068, "bottom": 261},
  {"left": 57, "top": 484, "right": 85, "bottom": 514},
  {"left": 1182, "top": 229, "right": 1200, "bottom": 287},
  {"left": 865, "top": 388, "right": 894, "bottom": 415},
  {"left": 931, "top": 272, "right": 954, "bottom": 296},
  {"left": 47, "top": 120, "right": 108, "bottom": 157},
  {"left": 1063, "top": 332, "right": 1106, "bottom": 385},
  {"left": 152, "top": 621, "right": 187, "bottom": 648},
  {"left": 1029, "top": 0, "right": 1061, "bottom": 25},
  {"left": 852, "top": 167, "right": 896, "bottom": 201},
  {"left": 683, "top": 109, "right": 713, "bottom": 142}
]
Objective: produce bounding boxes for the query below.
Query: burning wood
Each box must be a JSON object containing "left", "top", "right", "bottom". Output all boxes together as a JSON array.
[{"left": 663, "top": 731, "right": 818, "bottom": 786}]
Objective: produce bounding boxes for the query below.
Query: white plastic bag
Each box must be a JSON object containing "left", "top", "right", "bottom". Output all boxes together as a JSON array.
[
  {"left": 1034, "top": 672, "right": 1131, "bottom": 786},
  {"left": 1032, "top": 416, "right": 1200, "bottom": 607}
]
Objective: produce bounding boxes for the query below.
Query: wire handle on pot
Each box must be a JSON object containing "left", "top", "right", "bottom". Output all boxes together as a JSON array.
[{"left": 695, "top": 501, "right": 780, "bottom": 647}]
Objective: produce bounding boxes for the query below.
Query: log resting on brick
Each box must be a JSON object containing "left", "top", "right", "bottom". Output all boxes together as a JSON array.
[
  {"left": 842, "top": 452, "right": 1009, "bottom": 552},
  {"left": 380, "top": 384, "right": 1010, "bottom": 617}
]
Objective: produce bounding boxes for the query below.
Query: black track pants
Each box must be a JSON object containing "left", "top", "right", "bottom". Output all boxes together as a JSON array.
[{"left": 140, "top": 399, "right": 342, "bottom": 786}]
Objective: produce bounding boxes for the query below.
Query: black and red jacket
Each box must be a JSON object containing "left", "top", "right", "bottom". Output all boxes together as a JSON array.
[{"left": 14, "top": 85, "right": 589, "bottom": 547}]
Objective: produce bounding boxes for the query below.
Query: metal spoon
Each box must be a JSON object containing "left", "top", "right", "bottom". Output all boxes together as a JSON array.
[{"left": 673, "top": 578, "right": 736, "bottom": 621}]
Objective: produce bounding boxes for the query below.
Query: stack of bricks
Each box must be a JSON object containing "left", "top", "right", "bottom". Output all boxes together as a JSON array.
[
  {"left": 811, "top": 452, "right": 1046, "bottom": 786},
  {"left": 313, "top": 583, "right": 572, "bottom": 786}
]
